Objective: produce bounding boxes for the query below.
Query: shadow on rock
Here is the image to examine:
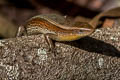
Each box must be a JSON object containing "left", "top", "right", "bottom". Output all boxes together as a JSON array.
[{"left": 63, "top": 37, "right": 120, "bottom": 58}]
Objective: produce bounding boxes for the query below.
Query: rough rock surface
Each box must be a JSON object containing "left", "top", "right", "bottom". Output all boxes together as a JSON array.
[{"left": 0, "top": 20, "right": 120, "bottom": 80}]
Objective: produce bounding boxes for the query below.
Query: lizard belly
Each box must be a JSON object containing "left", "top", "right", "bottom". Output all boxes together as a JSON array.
[{"left": 54, "top": 34, "right": 82, "bottom": 41}]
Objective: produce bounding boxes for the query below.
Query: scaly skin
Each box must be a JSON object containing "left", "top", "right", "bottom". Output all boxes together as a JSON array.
[
  {"left": 17, "top": 14, "right": 94, "bottom": 49},
  {"left": 14, "top": 8, "right": 120, "bottom": 49},
  {"left": 25, "top": 16, "right": 94, "bottom": 41}
]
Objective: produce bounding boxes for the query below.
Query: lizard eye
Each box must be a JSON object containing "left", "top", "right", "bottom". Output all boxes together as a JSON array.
[{"left": 79, "top": 30, "right": 83, "bottom": 32}]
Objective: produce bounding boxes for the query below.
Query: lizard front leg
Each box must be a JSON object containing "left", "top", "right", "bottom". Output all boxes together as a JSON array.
[{"left": 43, "top": 33, "right": 55, "bottom": 50}]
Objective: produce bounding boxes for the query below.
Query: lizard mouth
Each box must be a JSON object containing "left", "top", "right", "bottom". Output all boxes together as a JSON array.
[
  {"left": 77, "top": 26, "right": 95, "bottom": 38},
  {"left": 79, "top": 27, "right": 93, "bottom": 31}
]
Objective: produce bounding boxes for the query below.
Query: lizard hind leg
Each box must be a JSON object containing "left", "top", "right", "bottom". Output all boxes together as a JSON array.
[{"left": 16, "top": 25, "right": 27, "bottom": 37}]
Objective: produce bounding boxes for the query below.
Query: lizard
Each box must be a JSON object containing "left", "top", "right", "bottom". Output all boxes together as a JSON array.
[
  {"left": 1, "top": 7, "right": 120, "bottom": 49},
  {"left": 16, "top": 7, "right": 120, "bottom": 49}
]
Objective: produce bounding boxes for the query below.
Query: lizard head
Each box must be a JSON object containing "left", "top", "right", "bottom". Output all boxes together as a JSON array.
[
  {"left": 72, "top": 22, "right": 95, "bottom": 38},
  {"left": 55, "top": 22, "right": 95, "bottom": 41}
]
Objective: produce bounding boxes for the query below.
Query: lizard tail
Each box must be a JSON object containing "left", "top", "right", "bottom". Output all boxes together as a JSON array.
[{"left": 89, "top": 7, "right": 120, "bottom": 28}]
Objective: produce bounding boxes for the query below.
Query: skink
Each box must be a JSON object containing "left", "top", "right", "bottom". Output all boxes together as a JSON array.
[
  {"left": 17, "top": 7, "right": 120, "bottom": 49},
  {"left": 0, "top": 7, "right": 118, "bottom": 49},
  {"left": 17, "top": 14, "right": 94, "bottom": 49}
]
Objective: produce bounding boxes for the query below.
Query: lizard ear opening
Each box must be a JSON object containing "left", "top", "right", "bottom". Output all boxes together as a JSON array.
[{"left": 72, "top": 21, "right": 94, "bottom": 30}]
